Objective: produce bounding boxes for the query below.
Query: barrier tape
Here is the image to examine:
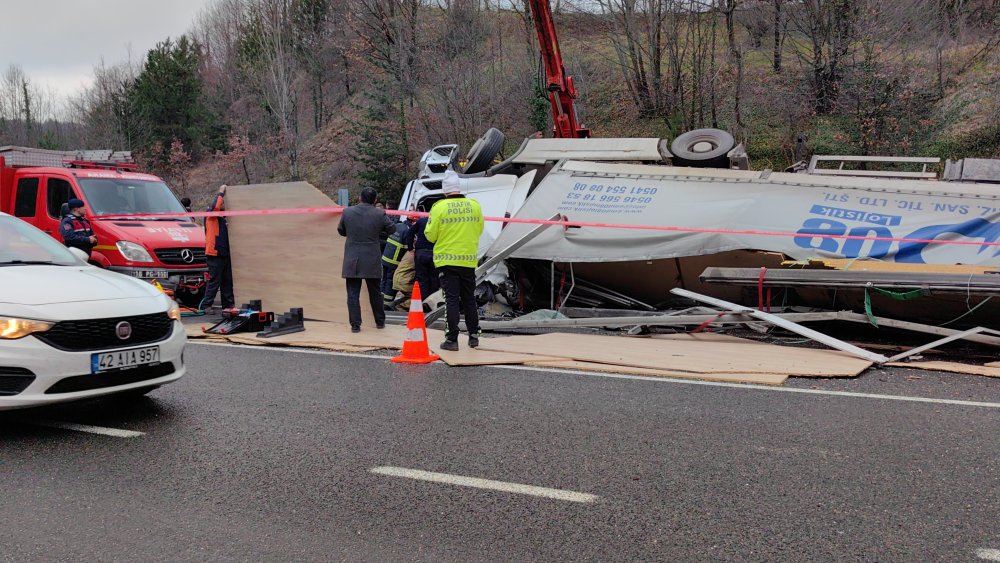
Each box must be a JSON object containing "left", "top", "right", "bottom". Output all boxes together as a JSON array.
[{"left": 97, "top": 206, "right": 1000, "bottom": 249}]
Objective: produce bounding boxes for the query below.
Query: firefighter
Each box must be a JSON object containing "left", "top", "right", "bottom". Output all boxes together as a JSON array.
[
  {"left": 424, "top": 170, "right": 484, "bottom": 351},
  {"left": 404, "top": 210, "right": 439, "bottom": 298},
  {"left": 380, "top": 214, "right": 413, "bottom": 307},
  {"left": 201, "top": 185, "right": 235, "bottom": 312},
  {"left": 60, "top": 198, "right": 97, "bottom": 257}
]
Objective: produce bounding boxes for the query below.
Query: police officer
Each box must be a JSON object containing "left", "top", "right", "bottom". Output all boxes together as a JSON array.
[
  {"left": 424, "top": 170, "right": 484, "bottom": 351},
  {"left": 380, "top": 215, "right": 413, "bottom": 307},
  {"left": 60, "top": 198, "right": 97, "bottom": 257}
]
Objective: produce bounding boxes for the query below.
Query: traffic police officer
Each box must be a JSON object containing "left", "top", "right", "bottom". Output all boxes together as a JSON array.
[
  {"left": 424, "top": 170, "right": 484, "bottom": 351},
  {"left": 60, "top": 198, "right": 97, "bottom": 257}
]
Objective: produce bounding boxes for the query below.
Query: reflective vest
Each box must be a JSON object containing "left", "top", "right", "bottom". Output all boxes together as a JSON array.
[
  {"left": 381, "top": 223, "right": 409, "bottom": 266},
  {"left": 424, "top": 196, "right": 484, "bottom": 269}
]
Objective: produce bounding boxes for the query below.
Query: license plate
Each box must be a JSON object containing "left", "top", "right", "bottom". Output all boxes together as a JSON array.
[
  {"left": 91, "top": 346, "right": 160, "bottom": 374},
  {"left": 131, "top": 270, "right": 169, "bottom": 279}
]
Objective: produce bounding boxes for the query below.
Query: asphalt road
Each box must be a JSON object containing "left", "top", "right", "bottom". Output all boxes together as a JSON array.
[{"left": 1, "top": 343, "right": 999, "bottom": 562}]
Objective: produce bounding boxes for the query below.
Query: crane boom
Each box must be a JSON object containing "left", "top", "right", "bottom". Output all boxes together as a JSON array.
[{"left": 528, "top": 0, "right": 590, "bottom": 138}]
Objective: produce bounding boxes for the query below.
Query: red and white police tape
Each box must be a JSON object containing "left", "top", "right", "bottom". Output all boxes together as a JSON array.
[{"left": 98, "top": 206, "right": 1000, "bottom": 249}]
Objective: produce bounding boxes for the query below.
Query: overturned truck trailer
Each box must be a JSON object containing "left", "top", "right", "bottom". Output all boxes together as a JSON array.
[{"left": 406, "top": 131, "right": 1000, "bottom": 325}]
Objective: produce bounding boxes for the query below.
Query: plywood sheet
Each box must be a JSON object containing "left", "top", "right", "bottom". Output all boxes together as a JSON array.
[
  {"left": 649, "top": 333, "right": 767, "bottom": 345},
  {"left": 477, "top": 332, "right": 871, "bottom": 377},
  {"left": 525, "top": 359, "right": 788, "bottom": 385},
  {"left": 436, "top": 347, "right": 567, "bottom": 366},
  {"left": 225, "top": 182, "right": 370, "bottom": 325},
  {"left": 887, "top": 361, "right": 1000, "bottom": 378},
  {"left": 986, "top": 361, "right": 1000, "bottom": 368}
]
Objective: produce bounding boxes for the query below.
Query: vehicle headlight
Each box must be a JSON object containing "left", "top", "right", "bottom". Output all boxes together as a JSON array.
[
  {"left": 167, "top": 303, "right": 182, "bottom": 322},
  {"left": 116, "top": 241, "right": 154, "bottom": 263},
  {"left": 0, "top": 317, "right": 55, "bottom": 339}
]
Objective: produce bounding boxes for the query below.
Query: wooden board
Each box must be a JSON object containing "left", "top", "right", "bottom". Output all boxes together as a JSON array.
[
  {"left": 436, "top": 347, "right": 567, "bottom": 366},
  {"left": 525, "top": 359, "right": 788, "bottom": 385},
  {"left": 224, "top": 182, "right": 371, "bottom": 325},
  {"left": 649, "top": 333, "right": 767, "bottom": 345},
  {"left": 476, "top": 332, "right": 871, "bottom": 377},
  {"left": 987, "top": 362, "right": 1000, "bottom": 368},
  {"left": 887, "top": 361, "right": 1000, "bottom": 378}
]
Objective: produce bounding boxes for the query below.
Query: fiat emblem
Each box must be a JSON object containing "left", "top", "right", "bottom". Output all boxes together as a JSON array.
[
  {"left": 180, "top": 249, "right": 195, "bottom": 263},
  {"left": 115, "top": 321, "right": 132, "bottom": 340}
]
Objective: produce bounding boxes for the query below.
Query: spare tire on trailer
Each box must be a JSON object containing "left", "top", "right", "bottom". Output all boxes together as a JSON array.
[
  {"left": 670, "top": 128, "right": 736, "bottom": 169},
  {"left": 462, "top": 128, "right": 505, "bottom": 174}
]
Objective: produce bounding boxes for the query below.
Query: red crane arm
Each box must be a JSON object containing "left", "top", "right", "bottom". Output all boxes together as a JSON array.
[{"left": 528, "top": 0, "right": 590, "bottom": 138}]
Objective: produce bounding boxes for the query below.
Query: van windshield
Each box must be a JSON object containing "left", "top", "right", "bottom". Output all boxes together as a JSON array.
[
  {"left": 77, "top": 178, "right": 186, "bottom": 218},
  {"left": 0, "top": 215, "right": 78, "bottom": 266}
]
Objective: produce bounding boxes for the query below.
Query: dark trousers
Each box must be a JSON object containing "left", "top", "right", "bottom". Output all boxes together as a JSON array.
[
  {"left": 414, "top": 250, "right": 439, "bottom": 297},
  {"left": 346, "top": 277, "right": 384, "bottom": 328},
  {"left": 381, "top": 263, "right": 398, "bottom": 302},
  {"left": 439, "top": 265, "right": 479, "bottom": 342},
  {"left": 202, "top": 255, "right": 234, "bottom": 310}
]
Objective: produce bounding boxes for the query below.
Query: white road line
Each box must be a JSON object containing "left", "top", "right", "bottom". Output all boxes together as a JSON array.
[
  {"left": 978, "top": 548, "right": 1000, "bottom": 561},
  {"left": 370, "top": 466, "right": 598, "bottom": 503},
  {"left": 29, "top": 420, "right": 144, "bottom": 438},
  {"left": 190, "top": 341, "right": 1000, "bottom": 409}
]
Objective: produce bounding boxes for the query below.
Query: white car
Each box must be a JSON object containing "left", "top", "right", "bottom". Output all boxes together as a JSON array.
[{"left": 0, "top": 212, "right": 185, "bottom": 410}]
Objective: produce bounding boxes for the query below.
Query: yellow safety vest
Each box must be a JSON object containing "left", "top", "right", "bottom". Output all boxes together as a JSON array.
[{"left": 425, "top": 196, "right": 484, "bottom": 269}]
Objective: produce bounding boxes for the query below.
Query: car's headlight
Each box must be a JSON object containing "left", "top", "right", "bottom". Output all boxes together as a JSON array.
[
  {"left": 0, "top": 317, "right": 55, "bottom": 339},
  {"left": 116, "top": 241, "right": 154, "bottom": 263},
  {"left": 167, "top": 303, "right": 181, "bottom": 322}
]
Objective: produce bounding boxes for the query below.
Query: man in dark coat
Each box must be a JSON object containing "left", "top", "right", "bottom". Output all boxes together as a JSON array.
[{"left": 338, "top": 187, "right": 396, "bottom": 332}]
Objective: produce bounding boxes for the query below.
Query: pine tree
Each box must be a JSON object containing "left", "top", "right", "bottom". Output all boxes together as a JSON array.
[{"left": 347, "top": 80, "right": 410, "bottom": 206}]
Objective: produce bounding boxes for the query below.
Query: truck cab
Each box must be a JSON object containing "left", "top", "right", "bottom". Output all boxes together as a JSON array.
[{"left": 0, "top": 147, "right": 207, "bottom": 306}]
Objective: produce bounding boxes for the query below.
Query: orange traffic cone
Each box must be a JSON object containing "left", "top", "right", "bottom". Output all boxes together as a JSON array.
[{"left": 391, "top": 282, "right": 440, "bottom": 364}]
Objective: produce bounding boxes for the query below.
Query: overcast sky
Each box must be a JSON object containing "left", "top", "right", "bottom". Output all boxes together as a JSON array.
[{"left": 1, "top": 0, "right": 210, "bottom": 100}]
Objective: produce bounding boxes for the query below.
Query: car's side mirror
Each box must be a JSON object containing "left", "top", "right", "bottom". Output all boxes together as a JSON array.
[{"left": 68, "top": 247, "right": 90, "bottom": 263}]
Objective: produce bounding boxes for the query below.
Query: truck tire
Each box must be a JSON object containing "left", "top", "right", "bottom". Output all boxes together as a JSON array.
[
  {"left": 462, "top": 128, "right": 505, "bottom": 174},
  {"left": 670, "top": 128, "right": 735, "bottom": 168}
]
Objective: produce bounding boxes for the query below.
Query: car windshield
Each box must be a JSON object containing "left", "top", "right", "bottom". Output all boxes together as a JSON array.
[
  {"left": 0, "top": 215, "right": 79, "bottom": 266},
  {"left": 77, "top": 178, "right": 186, "bottom": 217}
]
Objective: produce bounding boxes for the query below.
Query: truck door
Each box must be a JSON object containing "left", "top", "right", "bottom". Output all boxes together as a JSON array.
[{"left": 40, "top": 176, "right": 79, "bottom": 239}]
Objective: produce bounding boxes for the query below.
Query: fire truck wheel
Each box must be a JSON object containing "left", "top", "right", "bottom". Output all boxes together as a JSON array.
[
  {"left": 670, "top": 128, "right": 735, "bottom": 168},
  {"left": 462, "top": 128, "right": 505, "bottom": 174}
]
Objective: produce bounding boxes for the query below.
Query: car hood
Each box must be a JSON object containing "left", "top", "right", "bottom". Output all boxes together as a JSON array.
[{"left": 0, "top": 265, "right": 159, "bottom": 306}]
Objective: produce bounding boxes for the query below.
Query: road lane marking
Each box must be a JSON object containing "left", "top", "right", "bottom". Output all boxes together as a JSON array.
[
  {"left": 29, "top": 420, "right": 144, "bottom": 438},
  {"left": 978, "top": 548, "right": 1000, "bottom": 561},
  {"left": 370, "top": 466, "right": 598, "bottom": 503},
  {"left": 495, "top": 365, "right": 1000, "bottom": 409},
  {"left": 190, "top": 342, "right": 1000, "bottom": 409}
]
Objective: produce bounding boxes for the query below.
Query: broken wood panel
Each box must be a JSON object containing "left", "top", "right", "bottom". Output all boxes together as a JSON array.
[
  {"left": 477, "top": 332, "right": 872, "bottom": 377},
  {"left": 887, "top": 361, "right": 1000, "bottom": 378},
  {"left": 525, "top": 359, "right": 788, "bottom": 385}
]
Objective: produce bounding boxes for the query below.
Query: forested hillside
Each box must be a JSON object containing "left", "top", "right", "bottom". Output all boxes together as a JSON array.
[{"left": 1, "top": 0, "right": 998, "bottom": 206}]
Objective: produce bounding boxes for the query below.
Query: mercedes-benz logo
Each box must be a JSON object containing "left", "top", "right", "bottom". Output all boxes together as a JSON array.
[
  {"left": 115, "top": 321, "right": 132, "bottom": 340},
  {"left": 180, "top": 249, "right": 195, "bottom": 263}
]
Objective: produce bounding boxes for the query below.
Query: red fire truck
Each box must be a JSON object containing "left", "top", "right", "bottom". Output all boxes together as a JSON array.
[{"left": 0, "top": 146, "right": 207, "bottom": 306}]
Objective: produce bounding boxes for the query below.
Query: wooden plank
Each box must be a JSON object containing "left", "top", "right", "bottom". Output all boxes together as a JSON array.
[
  {"left": 436, "top": 348, "right": 567, "bottom": 366},
  {"left": 887, "top": 361, "right": 1000, "bottom": 379},
  {"left": 837, "top": 312, "right": 1000, "bottom": 347},
  {"left": 476, "top": 332, "right": 871, "bottom": 377},
  {"left": 525, "top": 359, "right": 788, "bottom": 385}
]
